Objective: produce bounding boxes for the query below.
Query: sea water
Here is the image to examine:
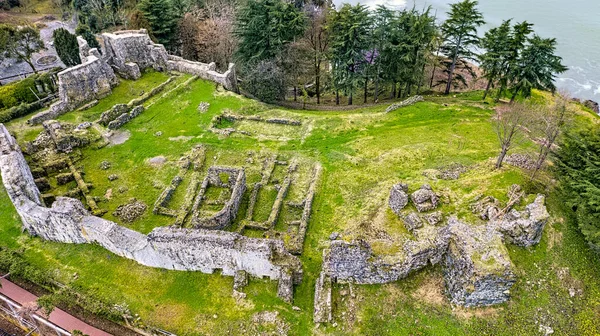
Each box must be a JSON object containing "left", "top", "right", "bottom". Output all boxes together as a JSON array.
[{"left": 334, "top": 0, "right": 600, "bottom": 101}]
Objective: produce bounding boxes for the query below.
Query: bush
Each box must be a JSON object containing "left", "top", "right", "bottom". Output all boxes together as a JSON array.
[
  {"left": 53, "top": 28, "right": 81, "bottom": 67},
  {"left": 554, "top": 128, "right": 600, "bottom": 251},
  {"left": 242, "top": 60, "right": 286, "bottom": 103},
  {"left": 0, "top": 249, "right": 53, "bottom": 287},
  {"left": 75, "top": 24, "right": 101, "bottom": 53},
  {"left": 0, "top": 72, "right": 56, "bottom": 111}
]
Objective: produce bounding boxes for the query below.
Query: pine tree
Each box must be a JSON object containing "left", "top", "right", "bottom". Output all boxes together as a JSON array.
[
  {"left": 479, "top": 19, "right": 512, "bottom": 100},
  {"left": 554, "top": 128, "right": 600, "bottom": 251},
  {"left": 440, "top": 0, "right": 484, "bottom": 95},
  {"left": 328, "top": 3, "right": 371, "bottom": 105},
  {"left": 234, "top": 0, "right": 306, "bottom": 65},
  {"left": 53, "top": 28, "right": 81, "bottom": 67},
  {"left": 138, "top": 0, "right": 177, "bottom": 50},
  {"left": 509, "top": 35, "right": 567, "bottom": 102}
]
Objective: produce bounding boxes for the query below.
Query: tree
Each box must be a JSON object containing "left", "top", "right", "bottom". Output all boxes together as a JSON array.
[
  {"left": 328, "top": 3, "right": 371, "bottom": 105},
  {"left": 53, "top": 28, "right": 81, "bottom": 67},
  {"left": 529, "top": 95, "right": 571, "bottom": 179},
  {"left": 493, "top": 102, "right": 531, "bottom": 169},
  {"left": 509, "top": 35, "right": 568, "bottom": 103},
  {"left": 138, "top": 0, "right": 177, "bottom": 49},
  {"left": 303, "top": 3, "right": 329, "bottom": 104},
  {"left": 440, "top": 0, "right": 484, "bottom": 95},
  {"left": 479, "top": 20, "right": 512, "bottom": 100},
  {"left": 234, "top": 0, "right": 306, "bottom": 65},
  {"left": 0, "top": 25, "right": 45, "bottom": 74},
  {"left": 554, "top": 127, "right": 600, "bottom": 251},
  {"left": 495, "top": 21, "right": 533, "bottom": 102},
  {"left": 75, "top": 24, "right": 101, "bottom": 53},
  {"left": 178, "top": 13, "right": 201, "bottom": 61},
  {"left": 243, "top": 59, "right": 286, "bottom": 103}
]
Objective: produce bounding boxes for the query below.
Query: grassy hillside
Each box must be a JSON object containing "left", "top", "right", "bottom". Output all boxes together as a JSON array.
[{"left": 1, "top": 72, "right": 599, "bottom": 335}]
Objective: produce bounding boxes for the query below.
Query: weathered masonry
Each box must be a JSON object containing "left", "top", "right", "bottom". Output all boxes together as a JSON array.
[
  {"left": 0, "top": 124, "right": 301, "bottom": 300},
  {"left": 30, "top": 29, "right": 238, "bottom": 125}
]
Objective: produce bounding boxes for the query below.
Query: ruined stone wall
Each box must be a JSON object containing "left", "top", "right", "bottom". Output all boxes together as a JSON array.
[
  {"left": 29, "top": 51, "right": 118, "bottom": 125},
  {"left": 167, "top": 58, "right": 238, "bottom": 92},
  {"left": 101, "top": 29, "right": 169, "bottom": 79},
  {"left": 0, "top": 124, "right": 301, "bottom": 283}
]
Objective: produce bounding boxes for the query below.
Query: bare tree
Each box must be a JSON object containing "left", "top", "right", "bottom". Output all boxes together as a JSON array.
[
  {"left": 303, "top": 4, "right": 329, "bottom": 104},
  {"left": 529, "top": 95, "right": 571, "bottom": 179},
  {"left": 493, "top": 102, "right": 531, "bottom": 169}
]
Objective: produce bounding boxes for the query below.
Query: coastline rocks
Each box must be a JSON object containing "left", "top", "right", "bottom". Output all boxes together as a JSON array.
[{"left": 583, "top": 100, "right": 599, "bottom": 114}]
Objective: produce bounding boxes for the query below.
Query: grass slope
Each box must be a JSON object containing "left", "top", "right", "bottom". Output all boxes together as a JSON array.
[{"left": 1, "top": 73, "right": 599, "bottom": 335}]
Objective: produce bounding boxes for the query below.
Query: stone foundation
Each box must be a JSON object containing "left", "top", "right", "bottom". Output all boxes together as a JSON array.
[{"left": 0, "top": 124, "right": 301, "bottom": 299}]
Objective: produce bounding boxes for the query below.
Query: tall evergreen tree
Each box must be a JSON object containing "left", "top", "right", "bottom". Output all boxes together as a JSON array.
[
  {"left": 234, "top": 0, "right": 306, "bottom": 65},
  {"left": 440, "top": 0, "right": 484, "bottom": 94},
  {"left": 53, "top": 28, "right": 81, "bottom": 67},
  {"left": 479, "top": 19, "right": 512, "bottom": 99},
  {"left": 495, "top": 21, "right": 533, "bottom": 101},
  {"left": 554, "top": 128, "right": 600, "bottom": 251},
  {"left": 509, "top": 35, "right": 567, "bottom": 102},
  {"left": 328, "top": 3, "right": 371, "bottom": 105},
  {"left": 138, "top": 0, "right": 177, "bottom": 49}
]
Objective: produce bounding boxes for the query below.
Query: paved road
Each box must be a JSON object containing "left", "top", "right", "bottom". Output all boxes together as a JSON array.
[{"left": 0, "top": 278, "right": 112, "bottom": 336}]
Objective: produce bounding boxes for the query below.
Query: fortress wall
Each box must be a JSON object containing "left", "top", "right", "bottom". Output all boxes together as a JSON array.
[{"left": 0, "top": 124, "right": 301, "bottom": 282}]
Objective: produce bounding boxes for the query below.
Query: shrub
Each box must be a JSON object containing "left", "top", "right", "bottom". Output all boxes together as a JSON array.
[
  {"left": 53, "top": 28, "right": 81, "bottom": 67},
  {"left": 242, "top": 60, "right": 286, "bottom": 103}
]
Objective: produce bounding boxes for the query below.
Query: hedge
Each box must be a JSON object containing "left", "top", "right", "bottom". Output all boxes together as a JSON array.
[{"left": 0, "top": 72, "right": 57, "bottom": 110}]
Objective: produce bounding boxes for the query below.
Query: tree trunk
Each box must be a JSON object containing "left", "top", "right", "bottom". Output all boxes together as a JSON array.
[
  {"left": 483, "top": 78, "right": 493, "bottom": 100},
  {"left": 315, "top": 60, "right": 321, "bottom": 104},
  {"left": 390, "top": 82, "right": 396, "bottom": 100},
  {"left": 293, "top": 86, "right": 297, "bottom": 101},
  {"left": 445, "top": 37, "right": 463, "bottom": 95},
  {"left": 336, "top": 90, "right": 339, "bottom": 105},
  {"left": 363, "top": 76, "right": 368, "bottom": 104},
  {"left": 510, "top": 88, "right": 519, "bottom": 104},
  {"left": 26, "top": 59, "right": 37, "bottom": 74},
  {"left": 348, "top": 91, "right": 353, "bottom": 105},
  {"left": 429, "top": 64, "right": 437, "bottom": 89},
  {"left": 495, "top": 82, "right": 506, "bottom": 102},
  {"left": 496, "top": 146, "right": 508, "bottom": 169}
]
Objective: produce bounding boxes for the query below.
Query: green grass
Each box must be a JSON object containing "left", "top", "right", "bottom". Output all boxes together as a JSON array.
[{"left": 1, "top": 77, "right": 600, "bottom": 335}]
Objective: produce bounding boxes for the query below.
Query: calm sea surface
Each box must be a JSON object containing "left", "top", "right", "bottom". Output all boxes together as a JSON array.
[{"left": 334, "top": 0, "right": 600, "bottom": 101}]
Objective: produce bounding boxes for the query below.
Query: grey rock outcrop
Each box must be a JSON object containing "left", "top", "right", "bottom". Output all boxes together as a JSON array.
[
  {"left": 444, "top": 217, "right": 516, "bottom": 307},
  {"left": 410, "top": 184, "right": 440, "bottom": 212},
  {"left": 388, "top": 182, "right": 409, "bottom": 215},
  {"left": 385, "top": 95, "right": 424, "bottom": 113},
  {"left": 491, "top": 195, "right": 550, "bottom": 247}
]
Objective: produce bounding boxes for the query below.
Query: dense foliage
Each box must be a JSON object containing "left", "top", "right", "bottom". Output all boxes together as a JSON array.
[
  {"left": 53, "top": 28, "right": 82, "bottom": 67},
  {"left": 0, "top": 72, "right": 56, "bottom": 110},
  {"left": 242, "top": 59, "right": 286, "bottom": 103},
  {"left": 555, "top": 128, "right": 600, "bottom": 251},
  {"left": 138, "top": 0, "right": 177, "bottom": 49},
  {"left": 76, "top": 24, "right": 102, "bottom": 53},
  {"left": 234, "top": 0, "right": 305, "bottom": 64}
]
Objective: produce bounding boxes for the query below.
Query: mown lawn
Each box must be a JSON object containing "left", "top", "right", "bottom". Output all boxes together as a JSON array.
[{"left": 1, "top": 75, "right": 599, "bottom": 335}]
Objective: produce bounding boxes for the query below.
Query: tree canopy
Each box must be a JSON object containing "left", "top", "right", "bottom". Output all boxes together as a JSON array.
[
  {"left": 53, "top": 28, "right": 81, "bottom": 67},
  {"left": 0, "top": 25, "right": 45, "bottom": 73}
]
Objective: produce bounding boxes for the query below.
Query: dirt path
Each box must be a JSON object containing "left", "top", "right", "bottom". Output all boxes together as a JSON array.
[{"left": 0, "top": 279, "right": 112, "bottom": 336}]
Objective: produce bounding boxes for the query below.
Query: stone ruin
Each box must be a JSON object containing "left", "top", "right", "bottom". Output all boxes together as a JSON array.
[
  {"left": 314, "top": 181, "right": 550, "bottom": 323},
  {"left": 191, "top": 166, "right": 246, "bottom": 230},
  {"left": 29, "top": 29, "right": 238, "bottom": 125},
  {"left": 0, "top": 124, "right": 302, "bottom": 302}
]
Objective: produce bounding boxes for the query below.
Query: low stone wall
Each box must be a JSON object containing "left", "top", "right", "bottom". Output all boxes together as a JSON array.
[
  {"left": 0, "top": 124, "right": 301, "bottom": 295},
  {"left": 167, "top": 58, "right": 238, "bottom": 92}
]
